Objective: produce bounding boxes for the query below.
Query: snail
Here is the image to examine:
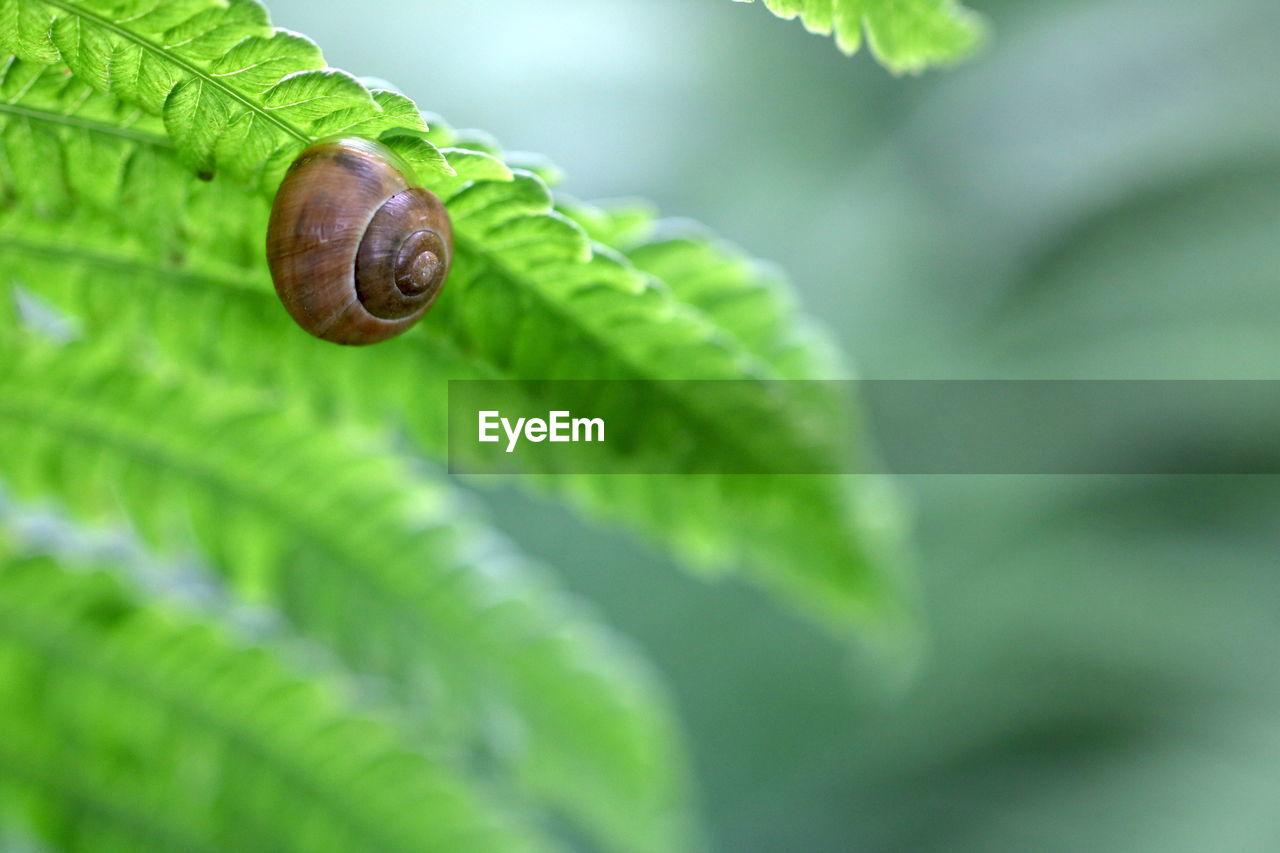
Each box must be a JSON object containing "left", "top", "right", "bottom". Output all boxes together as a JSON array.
[{"left": 266, "top": 137, "right": 453, "bottom": 345}]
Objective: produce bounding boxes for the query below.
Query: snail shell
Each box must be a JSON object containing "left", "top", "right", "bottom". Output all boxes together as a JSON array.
[{"left": 266, "top": 137, "right": 453, "bottom": 345}]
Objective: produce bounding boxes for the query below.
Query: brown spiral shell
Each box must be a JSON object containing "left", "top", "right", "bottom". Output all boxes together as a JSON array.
[{"left": 266, "top": 137, "right": 453, "bottom": 345}]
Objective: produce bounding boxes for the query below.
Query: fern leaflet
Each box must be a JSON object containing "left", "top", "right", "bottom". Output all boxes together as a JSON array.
[{"left": 733, "top": 0, "right": 985, "bottom": 73}]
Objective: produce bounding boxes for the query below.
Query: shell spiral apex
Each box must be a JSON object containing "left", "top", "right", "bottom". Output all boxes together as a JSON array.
[{"left": 266, "top": 137, "right": 453, "bottom": 346}]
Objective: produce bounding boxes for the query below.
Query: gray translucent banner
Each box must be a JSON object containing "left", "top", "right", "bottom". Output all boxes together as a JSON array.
[{"left": 447, "top": 380, "right": 1280, "bottom": 475}]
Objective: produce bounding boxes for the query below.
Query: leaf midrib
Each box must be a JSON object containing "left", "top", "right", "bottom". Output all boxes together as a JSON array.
[
  {"left": 0, "top": 99, "right": 171, "bottom": 144},
  {"left": 0, "top": 232, "right": 264, "bottom": 294}
]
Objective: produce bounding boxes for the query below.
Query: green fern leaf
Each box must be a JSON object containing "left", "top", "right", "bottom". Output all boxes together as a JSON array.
[
  {"left": 0, "top": 536, "right": 550, "bottom": 852},
  {"left": 0, "top": 341, "right": 695, "bottom": 853},
  {"left": 733, "top": 0, "right": 985, "bottom": 73},
  {"left": 0, "top": 71, "right": 908, "bottom": 648},
  {"left": 0, "top": 0, "right": 908, "bottom": 640}
]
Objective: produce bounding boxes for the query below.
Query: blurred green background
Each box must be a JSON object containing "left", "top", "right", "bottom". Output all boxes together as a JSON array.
[{"left": 268, "top": 1, "right": 1280, "bottom": 850}]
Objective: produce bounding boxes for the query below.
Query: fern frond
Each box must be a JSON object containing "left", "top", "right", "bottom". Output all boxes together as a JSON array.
[
  {"left": 0, "top": 341, "right": 694, "bottom": 853},
  {"left": 0, "top": 0, "right": 907, "bottom": 640},
  {"left": 0, "top": 543, "right": 549, "bottom": 852},
  {"left": 2, "top": 190, "right": 907, "bottom": 649},
  {"left": 733, "top": 0, "right": 985, "bottom": 73},
  {"left": 0, "top": 105, "right": 907, "bottom": 651}
]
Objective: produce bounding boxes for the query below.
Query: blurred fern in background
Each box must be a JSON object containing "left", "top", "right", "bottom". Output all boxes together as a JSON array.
[
  {"left": 733, "top": 0, "right": 984, "bottom": 72},
  {"left": 411, "top": 2, "right": 1275, "bottom": 851}
]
